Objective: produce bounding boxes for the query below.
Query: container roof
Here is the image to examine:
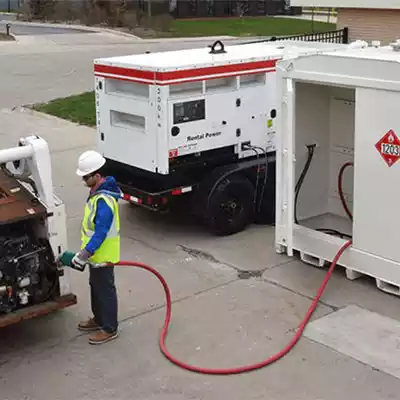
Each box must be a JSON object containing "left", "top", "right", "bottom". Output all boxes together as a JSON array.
[
  {"left": 278, "top": 43, "right": 400, "bottom": 91},
  {"left": 324, "top": 45, "right": 400, "bottom": 62},
  {"left": 94, "top": 40, "right": 348, "bottom": 72}
]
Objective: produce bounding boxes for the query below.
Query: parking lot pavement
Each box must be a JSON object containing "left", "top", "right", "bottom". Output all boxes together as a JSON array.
[{"left": 1, "top": 31, "right": 400, "bottom": 400}]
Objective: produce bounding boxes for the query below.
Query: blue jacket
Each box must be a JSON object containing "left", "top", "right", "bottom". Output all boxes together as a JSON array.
[{"left": 85, "top": 176, "right": 121, "bottom": 255}]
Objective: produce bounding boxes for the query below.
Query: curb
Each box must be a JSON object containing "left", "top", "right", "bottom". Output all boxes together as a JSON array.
[
  {"left": 18, "top": 105, "right": 96, "bottom": 129},
  {"left": 4, "top": 20, "right": 143, "bottom": 39}
]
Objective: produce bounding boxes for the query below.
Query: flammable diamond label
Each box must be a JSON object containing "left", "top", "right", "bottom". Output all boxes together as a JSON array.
[{"left": 375, "top": 129, "right": 400, "bottom": 167}]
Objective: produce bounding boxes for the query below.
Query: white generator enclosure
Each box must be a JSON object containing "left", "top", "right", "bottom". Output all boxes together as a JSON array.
[
  {"left": 275, "top": 43, "right": 400, "bottom": 295},
  {"left": 93, "top": 40, "right": 349, "bottom": 175}
]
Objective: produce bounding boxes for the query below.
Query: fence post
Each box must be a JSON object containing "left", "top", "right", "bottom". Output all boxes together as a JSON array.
[{"left": 343, "top": 27, "right": 349, "bottom": 44}]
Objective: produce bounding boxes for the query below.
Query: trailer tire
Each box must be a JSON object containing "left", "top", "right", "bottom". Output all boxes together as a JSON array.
[{"left": 206, "top": 174, "right": 255, "bottom": 236}]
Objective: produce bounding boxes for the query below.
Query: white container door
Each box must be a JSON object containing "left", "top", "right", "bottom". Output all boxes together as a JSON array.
[{"left": 276, "top": 77, "right": 295, "bottom": 256}]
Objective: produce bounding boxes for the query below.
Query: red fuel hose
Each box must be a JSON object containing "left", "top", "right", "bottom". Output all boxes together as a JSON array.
[
  {"left": 338, "top": 162, "right": 354, "bottom": 221},
  {"left": 113, "top": 239, "right": 352, "bottom": 375},
  {"left": 105, "top": 162, "right": 353, "bottom": 375}
]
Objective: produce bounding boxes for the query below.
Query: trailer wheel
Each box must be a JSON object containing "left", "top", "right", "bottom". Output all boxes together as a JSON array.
[{"left": 206, "top": 174, "right": 254, "bottom": 236}]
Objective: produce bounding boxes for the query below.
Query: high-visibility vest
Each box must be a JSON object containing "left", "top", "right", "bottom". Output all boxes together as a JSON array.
[{"left": 81, "top": 193, "right": 120, "bottom": 264}]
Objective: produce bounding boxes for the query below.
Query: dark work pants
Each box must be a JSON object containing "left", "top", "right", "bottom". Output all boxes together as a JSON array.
[{"left": 89, "top": 266, "right": 118, "bottom": 333}]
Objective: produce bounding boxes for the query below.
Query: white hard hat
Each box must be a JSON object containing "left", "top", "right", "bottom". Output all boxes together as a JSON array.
[{"left": 76, "top": 150, "right": 106, "bottom": 177}]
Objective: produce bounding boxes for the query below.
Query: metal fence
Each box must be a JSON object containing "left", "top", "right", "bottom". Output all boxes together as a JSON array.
[
  {"left": 0, "top": 0, "right": 21, "bottom": 12},
  {"left": 270, "top": 27, "right": 349, "bottom": 44},
  {"left": 240, "top": 27, "right": 349, "bottom": 45}
]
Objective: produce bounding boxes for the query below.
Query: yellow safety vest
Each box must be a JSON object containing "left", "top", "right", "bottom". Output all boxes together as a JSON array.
[{"left": 81, "top": 193, "right": 120, "bottom": 264}]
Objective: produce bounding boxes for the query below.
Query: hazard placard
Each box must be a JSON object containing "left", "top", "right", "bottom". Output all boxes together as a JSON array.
[{"left": 375, "top": 129, "right": 400, "bottom": 167}]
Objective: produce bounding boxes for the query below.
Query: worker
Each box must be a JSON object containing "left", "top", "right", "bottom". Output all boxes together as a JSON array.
[{"left": 72, "top": 150, "right": 122, "bottom": 345}]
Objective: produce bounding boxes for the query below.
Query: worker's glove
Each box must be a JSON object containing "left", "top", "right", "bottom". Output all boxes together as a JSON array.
[{"left": 71, "top": 250, "right": 91, "bottom": 272}]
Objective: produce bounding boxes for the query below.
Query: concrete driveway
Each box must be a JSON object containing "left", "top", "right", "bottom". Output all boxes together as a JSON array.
[{"left": 0, "top": 26, "right": 400, "bottom": 400}]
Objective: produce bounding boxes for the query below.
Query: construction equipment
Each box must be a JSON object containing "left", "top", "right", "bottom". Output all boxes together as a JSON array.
[
  {"left": 275, "top": 39, "right": 400, "bottom": 296},
  {"left": 0, "top": 136, "right": 76, "bottom": 327},
  {"left": 93, "top": 39, "right": 352, "bottom": 236}
]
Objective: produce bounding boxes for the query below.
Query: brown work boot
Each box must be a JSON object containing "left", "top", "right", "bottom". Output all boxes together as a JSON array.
[
  {"left": 88, "top": 329, "right": 119, "bottom": 345},
  {"left": 78, "top": 317, "right": 100, "bottom": 332}
]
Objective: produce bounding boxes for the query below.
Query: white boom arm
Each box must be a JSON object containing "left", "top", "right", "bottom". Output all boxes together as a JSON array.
[{"left": 0, "top": 136, "right": 54, "bottom": 208}]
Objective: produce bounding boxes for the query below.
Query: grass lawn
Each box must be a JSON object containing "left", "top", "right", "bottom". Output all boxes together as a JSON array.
[
  {"left": 166, "top": 16, "right": 336, "bottom": 37},
  {"left": 33, "top": 92, "right": 96, "bottom": 126}
]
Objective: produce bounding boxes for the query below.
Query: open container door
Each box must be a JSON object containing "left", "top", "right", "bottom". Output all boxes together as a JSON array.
[
  {"left": 276, "top": 51, "right": 356, "bottom": 268},
  {"left": 275, "top": 61, "right": 296, "bottom": 257}
]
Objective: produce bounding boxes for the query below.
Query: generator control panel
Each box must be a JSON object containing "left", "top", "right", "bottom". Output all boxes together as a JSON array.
[{"left": 173, "top": 99, "right": 206, "bottom": 124}]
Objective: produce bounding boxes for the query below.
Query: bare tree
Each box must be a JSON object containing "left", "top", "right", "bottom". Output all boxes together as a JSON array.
[{"left": 236, "top": 0, "right": 249, "bottom": 18}]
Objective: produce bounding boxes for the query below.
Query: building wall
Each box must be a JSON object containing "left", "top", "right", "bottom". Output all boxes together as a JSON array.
[{"left": 337, "top": 8, "right": 400, "bottom": 44}]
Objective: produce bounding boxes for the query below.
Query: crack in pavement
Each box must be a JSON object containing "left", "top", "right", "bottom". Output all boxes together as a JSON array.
[
  {"left": 178, "top": 244, "right": 295, "bottom": 279},
  {"left": 261, "top": 277, "right": 339, "bottom": 312},
  {"left": 125, "top": 235, "right": 176, "bottom": 254},
  {"left": 177, "top": 245, "right": 233, "bottom": 267}
]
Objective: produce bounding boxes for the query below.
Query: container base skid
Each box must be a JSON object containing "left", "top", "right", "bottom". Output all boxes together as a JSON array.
[
  {"left": 0, "top": 293, "right": 77, "bottom": 328},
  {"left": 276, "top": 227, "right": 400, "bottom": 298}
]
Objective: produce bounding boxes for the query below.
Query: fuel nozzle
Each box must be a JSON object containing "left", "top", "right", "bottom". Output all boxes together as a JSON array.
[
  {"left": 57, "top": 251, "right": 75, "bottom": 267},
  {"left": 57, "top": 251, "right": 110, "bottom": 272},
  {"left": 57, "top": 251, "right": 87, "bottom": 272}
]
